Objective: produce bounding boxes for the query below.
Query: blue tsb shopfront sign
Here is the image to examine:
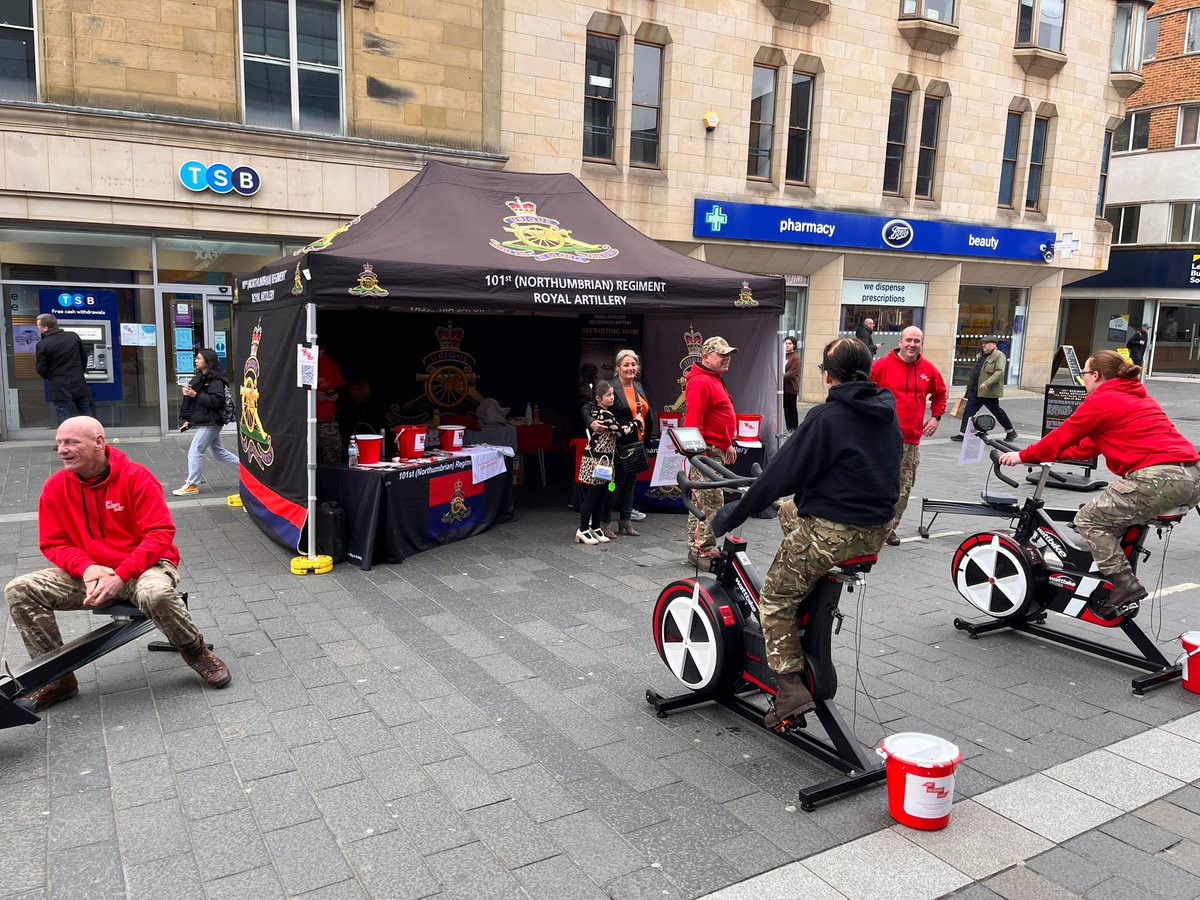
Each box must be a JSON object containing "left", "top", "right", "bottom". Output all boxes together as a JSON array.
[{"left": 694, "top": 199, "right": 1057, "bottom": 263}]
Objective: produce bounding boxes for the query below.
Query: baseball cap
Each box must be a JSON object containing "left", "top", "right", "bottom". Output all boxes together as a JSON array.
[{"left": 702, "top": 336, "right": 738, "bottom": 355}]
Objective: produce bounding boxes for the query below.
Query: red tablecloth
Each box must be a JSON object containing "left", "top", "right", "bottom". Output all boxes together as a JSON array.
[{"left": 515, "top": 423, "right": 553, "bottom": 454}]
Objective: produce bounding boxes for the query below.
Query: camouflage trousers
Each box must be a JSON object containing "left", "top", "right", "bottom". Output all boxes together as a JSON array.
[
  {"left": 317, "top": 419, "right": 343, "bottom": 465},
  {"left": 1075, "top": 462, "right": 1200, "bottom": 575},
  {"left": 761, "top": 500, "right": 888, "bottom": 676},
  {"left": 4, "top": 560, "right": 199, "bottom": 659},
  {"left": 686, "top": 447, "right": 727, "bottom": 553},
  {"left": 887, "top": 443, "right": 921, "bottom": 532}
]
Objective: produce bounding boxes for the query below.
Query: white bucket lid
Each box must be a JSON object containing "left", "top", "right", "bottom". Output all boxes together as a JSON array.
[
  {"left": 1182, "top": 631, "right": 1200, "bottom": 647},
  {"left": 880, "top": 732, "right": 960, "bottom": 765},
  {"left": 354, "top": 434, "right": 381, "bottom": 442},
  {"left": 439, "top": 424, "right": 464, "bottom": 431}
]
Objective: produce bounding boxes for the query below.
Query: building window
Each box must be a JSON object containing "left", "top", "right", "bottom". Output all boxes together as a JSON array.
[
  {"left": 915, "top": 96, "right": 942, "bottom": 199},
  {"left": 0, "top": 1, "right": 36, "bottom": 101},
  {"left": 1098, "top": 130, "right": 1112, "bottom": 217},
  {"left": 998, "top": 111, "right": 1023, "bottom": 207},
  {"left": 747, "top": 65, "right": 777, "bottom": 180},
  {"left": 1104, "top": 205, "right": 1140, "bottom": 243},
  {"left": 1188, "top": 10, "right": 1200, "bottom": 54},
  {"left": 785, "top": 72, "right": 814, "bottom": 184},
  {"left": 631, "top": 43, "right": 662, "bottom": 168},
  {"left": 1111, "top": 2, "right": 1147, "bottom": 72},
  {"left": 1113, "top": 110, "right": 1150, "bottom": 152},
  {"left": 1170, "top": 203, "right": 1200, "bottom": 241},
  {"left": 883, "top": 90, "right": 911, "bottom": 195},
  {"left": 1179, "top": 105, "right": 1200, "bottom": 147},
  {"left": 1025, "top": 115, "right": 1049, "bottom": 210},
  {"left": 1143, "top": 15, "right": 1159, "bottom": 61},
  {"left": 584, "top": 34, "right": 618, "bottom": 162},
  {"left": 242, "top": 0, "right": 343, "bottom": 133},
  {"left": 900, "top": 0, "right": 955, "bottom": 23},
  {"left": 1016, "top": 0, "right": 1066, "bottom": 52}
]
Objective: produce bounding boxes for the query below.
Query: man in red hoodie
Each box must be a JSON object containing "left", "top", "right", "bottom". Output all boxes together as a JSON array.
[
  {"left": 1000, "top": 350, "right": 1200, "bottom": 618},
  {"left": 4, "top": 416, "right": 231, "bottom": 710},
  {"left": 871, "top": 326, "right": 947, "bottom": 545},
  {"left": 683, "top": 336, "right": 738, "bottom": 566}
]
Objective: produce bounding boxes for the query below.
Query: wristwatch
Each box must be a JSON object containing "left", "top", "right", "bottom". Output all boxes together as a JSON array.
[{"left": 933, "top": 415, "right": 942, "bottom": 421}]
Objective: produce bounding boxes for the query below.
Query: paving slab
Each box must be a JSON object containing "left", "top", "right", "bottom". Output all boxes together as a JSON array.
[{"left": 974, "top": 773, "right": 1123, "bottom": 843}]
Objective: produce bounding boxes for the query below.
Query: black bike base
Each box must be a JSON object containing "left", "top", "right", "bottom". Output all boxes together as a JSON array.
[
  {"left": 953, "top": 613, "right": 1181, "bottom": 694},
  {"left": 645, "top": 686, "right": 886, "bottom": 810},
  {"left": 1024, "top": 470, "right": 1105, "bottom": 492}
]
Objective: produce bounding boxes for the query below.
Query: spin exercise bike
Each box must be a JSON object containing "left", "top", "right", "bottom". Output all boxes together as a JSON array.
[
  {"left": 645, "top": 432, "right": 885, "bottom": 809},
  {"left": 949, "top": 416, "right": 1190, "bottom": 694}
]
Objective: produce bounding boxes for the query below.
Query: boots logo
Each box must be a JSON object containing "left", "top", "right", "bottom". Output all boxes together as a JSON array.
[
  {"left": 104, "top": 500, "right": 125, "bottom": 513},
  {"left": 882, "top": 219, "right": 914, "bottom": 249}
]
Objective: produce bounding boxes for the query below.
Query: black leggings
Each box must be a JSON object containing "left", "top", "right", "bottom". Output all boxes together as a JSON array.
[
  {"left": 580, "top": 484, "right": 609, "bottom": 531},
  {"left": 783, "top": 393, "right": 798, "bottom": 431}
]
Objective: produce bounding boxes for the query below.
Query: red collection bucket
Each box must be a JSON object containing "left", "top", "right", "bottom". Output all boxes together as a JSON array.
[
  {"left": 355, "top": 434, "right": 382, "bottom": 465},
  {"left": 439, "top": 425, "right": 465, "bottom": 451},
  {"left": 735, "top": 413, "right": 763, "bottom": 447},
  {"left": 877, "top": 733, "right": 962, "bottom": 830},
  {"left": 1182, "top": 632, "right": 1200, "bottom": 694},
  {"left": 394, "top": 426, "right": 426, "bottom": 460}
]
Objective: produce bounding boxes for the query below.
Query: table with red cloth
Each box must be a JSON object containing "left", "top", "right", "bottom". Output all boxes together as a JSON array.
[{"left": 515, "top": 423, "right": 553, "bottom": 486}]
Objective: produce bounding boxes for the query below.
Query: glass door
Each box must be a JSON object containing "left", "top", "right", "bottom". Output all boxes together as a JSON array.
[
  {"left": 1150, "top": 303, "right": 1200, "bottom": 376},
  {"left": 160, "top": 286, "right": 235, "bottom": 428}
]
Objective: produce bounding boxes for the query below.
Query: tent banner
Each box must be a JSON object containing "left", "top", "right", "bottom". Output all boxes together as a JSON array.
[{"left": 234, "top": 303, "right": 309, "bottom": 551}]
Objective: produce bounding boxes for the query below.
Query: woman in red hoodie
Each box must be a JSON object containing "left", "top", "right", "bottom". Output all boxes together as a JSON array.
[{"left": 999, "top": 350, "right": 1200, "bottom": 617}]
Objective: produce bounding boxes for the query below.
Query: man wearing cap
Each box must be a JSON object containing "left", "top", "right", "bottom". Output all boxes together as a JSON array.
[
  {"left": 683, "top": 336, "right": 738, "bottom": 567},
  {"left": 1126, "top": 322, "right": 1150, "bottom": 366},
  {"left": 952, "top": 336, "right": 1018, "bottom": 444}
]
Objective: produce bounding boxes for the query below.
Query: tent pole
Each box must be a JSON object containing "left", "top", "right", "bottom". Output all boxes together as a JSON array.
[{"left": 307, "top": 302, "right": 318, "bottom": 561}]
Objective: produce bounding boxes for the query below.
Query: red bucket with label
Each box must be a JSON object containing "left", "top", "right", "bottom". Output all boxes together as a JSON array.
[
  {"left": 1182, "top": 632, "right": 1200, "bottom": 694},
  {"left": 354, "top": 434, "right": 382, "bottom": 465},
  {"left": 877, "top": 733, "right": 962, "bottom": 830},
  {"left": 658, "top": 411, "right": 682, "bottom": 435},
  {"left": 439, "top": 425, "right": 465, "bottom": 451},
  {"left": 394, "top": 426, "right": 426, "bottom": 460},
  {"left": 735, "top": 413, "right": 763, "bottom": 447}
]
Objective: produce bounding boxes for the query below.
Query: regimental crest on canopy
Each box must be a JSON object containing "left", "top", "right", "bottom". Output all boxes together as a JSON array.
[
  {"left": 291, "top": 263, "right": 304, "bottom": 296},
  {"left": 348, "top": 262, "right": 389, "bottom": 298},
  {"left": 440, "top": 478, "right": 473, "bottom": 524},
  {"left": 489, "top": 196, "right": 620, "bottom": 263},
  {"left": 683, "top": 326, "right": 704, "bottom": 358},
  {"left": 735, "top": 280, "right": 758, "bottom": 308},
  {"left": 436, "top": 322, "right": 465, "bottom": 351},
  {"left": 666, "top": 325, "right": 705, "bottom": 414},
  {"left": 239, "top": 318, "right": 274, "bottom": 468}
]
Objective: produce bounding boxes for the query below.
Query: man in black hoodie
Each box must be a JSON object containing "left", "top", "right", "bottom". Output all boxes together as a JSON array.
[
  {"left": 35, "top": 313, "right": 93, "bottom": 424},
  {"left": 711, "top": 338, "right": 902, "bottom": 727}
]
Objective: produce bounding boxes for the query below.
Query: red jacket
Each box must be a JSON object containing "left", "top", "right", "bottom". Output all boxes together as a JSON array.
[
  {"left": 1020, "top": 378, "right": 1198, "bottom": 476},
  {"left": 39, "top": 446, "right": 180, "bottom": 583},
  {"left": 871, "top": 350, "right": 947, "bottom": 444},
  {"left": 684, "top": 363, "right": 736, "bottom": 450}
]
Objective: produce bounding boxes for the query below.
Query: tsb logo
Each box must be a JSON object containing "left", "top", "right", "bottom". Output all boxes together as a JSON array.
[
  {"left": 179, "top": 161, "right": 262, "bottom": 196},
  {"left": 881, "top": 219, "right": 914, "bottom": 249}
]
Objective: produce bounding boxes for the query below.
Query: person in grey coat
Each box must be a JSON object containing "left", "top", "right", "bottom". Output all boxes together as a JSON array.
[
  {"left": 953, "top": 336, "right": 1017, "bottom": 442},
  {"left": 35, "top": 313, "right": 93, "bottom": 425}
]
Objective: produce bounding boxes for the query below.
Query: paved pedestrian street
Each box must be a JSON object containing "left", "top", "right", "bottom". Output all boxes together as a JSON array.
[{"left": 1, "top": 381, "right": 1198, "bottom": 899}]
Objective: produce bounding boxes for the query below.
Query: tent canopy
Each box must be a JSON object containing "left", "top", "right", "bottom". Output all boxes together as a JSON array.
[{"left": 237, "top": 161, "right": 784, "bottom": 314}]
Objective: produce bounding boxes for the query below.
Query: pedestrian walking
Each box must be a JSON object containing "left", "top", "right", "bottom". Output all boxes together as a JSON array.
[
  {"left": 1126, "top": 322, "right": 1150, "bottom": 366},
  {"left": 953, "top": 337, "right": 1017, "bottom": 442},
  {"left": 172, "top": 349, "right": 238, "bottom": 496}
]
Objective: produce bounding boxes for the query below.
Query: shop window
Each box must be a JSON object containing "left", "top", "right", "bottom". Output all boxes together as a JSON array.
[
  {"left": 998, "top": 111, "right": 1023, "bottom": 207},
  {"left": 583, "top": 33, "right": 618, "bottom": 161},
  {"left": 785, "top": 72, "right": 814, "bottom": 184},
  {"left": 1025, "top": 115, "right": 1050, "bottom": 211},
  {"left": 1113, "top": 110, "right": 1150, "bottom": 152},
  {"left": 1111, "top": 2, "right": 1148, "bottom": 73},
  {"left": 954, "top": 286, "right": 1026, "bottom": 387},
  {"left": 1169, "top": 203, "right": 1200, "bottom": 242},
  {"left": 1142, "top": 14, "right": 1159, "bottom": 61},
  {"left": 1104, "top": 205, "right": 1140, "bottom": 243},
  {"left": 883, "top": 90, "right": 911, "bottom": 195},
  {"left": 747, "top": 65, "right": 777, "bottom": 180},
  {"left": 1097, "top": 129, "right": 1112, "bottom": 217},
  {"left": 1178, "top": 105, "right": 1200, "bottom": 147},
  {"left": 915, "top": 95, "right": 942, "bottom": 199},
  {"left": 631, "top": 42, "right": 663, "bottom": 168},
  {"left": 900, "top": 0, "right": 955, "bottom": 22},
  {"left": 1016, "top": 0, "right": 1066, "bottom": 52},
  {"left": 242, "top": 0, "right": 343, "bottom": 134},
  {"left": 1189, "top": 9, "right": 1200, "bottom": 54},
  {"left": 0, "top": 1, "right": 35, "bottom": 101}
]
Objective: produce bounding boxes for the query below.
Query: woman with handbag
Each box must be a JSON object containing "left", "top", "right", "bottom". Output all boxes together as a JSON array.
[
  {"left": 607, "top": 349, "right": 653, "bottom": 536},
  {"left": 577, "top": 379, "right": 637, "bottom": 545},
  {"left": 172, "top": 348, "right": 239, "bottom": 497}
]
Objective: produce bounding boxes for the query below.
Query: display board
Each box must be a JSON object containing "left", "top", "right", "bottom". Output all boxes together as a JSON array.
[{"left": 1041, "top": 383, "right": 1097, "bottom": 470}]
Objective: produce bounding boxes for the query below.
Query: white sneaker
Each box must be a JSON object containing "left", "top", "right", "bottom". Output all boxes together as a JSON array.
[
  {"left": 590, "top": 528, "right": 610, "bottom": 544},
  {"left": 629, "top": 509, "right": 647, "bottom": 521},
  {"left": 574, "top": 529, "right": 599, "bottom": 546}
]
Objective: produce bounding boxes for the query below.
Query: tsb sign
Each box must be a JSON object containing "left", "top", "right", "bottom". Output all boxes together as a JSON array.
[{"left": 179, "top": 161, "right": 262, "bottom": 196}]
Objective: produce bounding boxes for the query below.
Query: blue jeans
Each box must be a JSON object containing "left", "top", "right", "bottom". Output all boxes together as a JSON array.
[
  {"left": 185, "top": 424, "right": 239, "bottom": 487},
  {"left": 52, "top": 392, "right": 93, "bottom": 425}
]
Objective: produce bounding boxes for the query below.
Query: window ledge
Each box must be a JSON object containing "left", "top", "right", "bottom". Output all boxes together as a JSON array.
[
  {"left": 1013, "top": 46, "right": 1067, "bottom": 78},
  {"left": 1109, "top": 71, "right": 1146, "bottom": 98},
  {"left": 762, "top": 0, "right": 830, "bottom": 27},
  {"left": 897, "top": 18, "right": 960, "bottom": 54}
]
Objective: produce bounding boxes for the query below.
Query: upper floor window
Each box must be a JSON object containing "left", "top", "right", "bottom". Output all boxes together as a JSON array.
[
  {"left": 584, "top": 34, "right": 618, "bottom": 162},
  {"left": 1097, "top": 130, "right": 1113, "bottom": 216},
  {"left": 900, "top": 0, "right": 955, "bottom": 23},
  {"left": 785, "top": 72, "right": 814, "bottom": 184},
  {"left": 998, "top": 111, "right": 1023, "bottom": 207},
  {"left": 242, "top": 0, "right": 343, "bottom": 133},
  {"left": 1104, "top": 205, "right": 1139, "bottom": 243},
  {"left": 1188, "top": 10, "right": 1200, "bottom": 54},
  {"left": 1025, "top": 115, "right": 1050, "bottom": 210},
  {"left": 883, "top": 90, "right": 911, "bottom": 194},
  {"left": 747, "top": 65, "right": 777, "bottom": 180},
  {"left": 1016, "top": 0, "right": 1066, "bottom": 52},
  {"left": 1143, "top": 15, "right": 1159, "bottom": 61},
  {"left": 0, "top": 1, "right": 36, "bottom": 101},
  {"left": 1113, "top": 110, "right": 1150, "bottom": 152},
  {"left": 915, "top": 96, "right": 942, "bottom": 198},
  {"left": 1111, "top": 2, "right": 1147, "bottom": 73},
  {"left": 1180, "top": 105, "right": 1200, "bottom": 146},
  {"left": 631, "top": 43, "right": 662, "bottom": 168},
  {"left": 1170, "top": 202, "right": 1200, "bottom": 242}
]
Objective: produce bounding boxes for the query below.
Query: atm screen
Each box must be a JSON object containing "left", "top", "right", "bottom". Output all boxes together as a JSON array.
[{"left": 61, "top": 325, "right": 105, "bottom": 343}]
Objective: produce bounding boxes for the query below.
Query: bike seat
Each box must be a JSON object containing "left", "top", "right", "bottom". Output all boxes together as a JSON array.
[
  {"left": 1154, "top": 506, "right": 1191, "bottom": 524},
  {"left": 91, "top": 601, "right": 146, "bottom": 619},
  {"left": 834, "top": 554, "right": 877, "bottom": 575}
]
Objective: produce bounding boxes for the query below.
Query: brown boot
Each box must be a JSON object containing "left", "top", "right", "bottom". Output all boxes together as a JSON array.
[
  {"left": 764, "top": 671, "right": 815, "bottom": 729},
  {"left": 885, "top": 530, "right": 901, "bottom": 547},
  {"left": 1096, "top": 572, "right": 1147, "bottom": 619},
  {"left": 23, "top": 673, "right": 79, "bottom": 711},
  {"left": 618, "top": 519, "right": 640, "bottom": 536},
  {"left": 599, "top": 523, "right": 618, "bottom": 540},
  {"left": 180, "top": 639, "right": 232, "bottom": 688}
]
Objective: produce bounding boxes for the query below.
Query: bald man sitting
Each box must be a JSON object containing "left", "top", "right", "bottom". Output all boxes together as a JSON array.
[{"left": 4, "top": 417, "right": 230, "bottom": 710}]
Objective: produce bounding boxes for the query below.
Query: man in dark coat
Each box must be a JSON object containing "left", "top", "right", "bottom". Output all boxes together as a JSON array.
[
  {"left": 855, "top": 318, "right": 880, "bottom": 357},
  {"left": 35, "top": 314, "right": 93, "bottom": 424},
  {"left": 1125, "top": 322, "right": 1150, "bottom": 366}
]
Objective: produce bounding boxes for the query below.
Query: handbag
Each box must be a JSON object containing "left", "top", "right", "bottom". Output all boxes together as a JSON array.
[
  {"left": 616, "top": 395, "right": 651, "bottom": 475},
  {"left": 950, "top": 396, "right": 967, "bottom": 418},
  {"left": 578, "top": 452, "right": 613, "bottom": 484}
]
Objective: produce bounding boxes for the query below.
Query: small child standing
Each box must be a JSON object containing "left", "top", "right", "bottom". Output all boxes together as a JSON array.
[{"left": 575, "top": 380, "right": 636, "bottom": 545}]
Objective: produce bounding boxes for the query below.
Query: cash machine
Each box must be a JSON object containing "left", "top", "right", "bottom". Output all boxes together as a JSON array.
[{"left": 59, "top": 321, "right": 115, "bottom": 384}]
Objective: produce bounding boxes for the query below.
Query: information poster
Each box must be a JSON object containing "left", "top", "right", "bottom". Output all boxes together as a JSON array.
[
  {"left": 1042, "top": 383, "right": 1096, "bottom": 467},
  {"left": 174, "top": 326, "right": 194, "bottom": 350}
]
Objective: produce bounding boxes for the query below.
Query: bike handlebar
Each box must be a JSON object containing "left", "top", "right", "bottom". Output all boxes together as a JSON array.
[
  {"left": 988, "top": 450, "right": 1021, "bottom": 488},
  {"left": 675, "top": 454, "right": 754, "bottom": 520},
  {"left": 977, "top": 431, "right": 1068, "bottom": 487}
]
